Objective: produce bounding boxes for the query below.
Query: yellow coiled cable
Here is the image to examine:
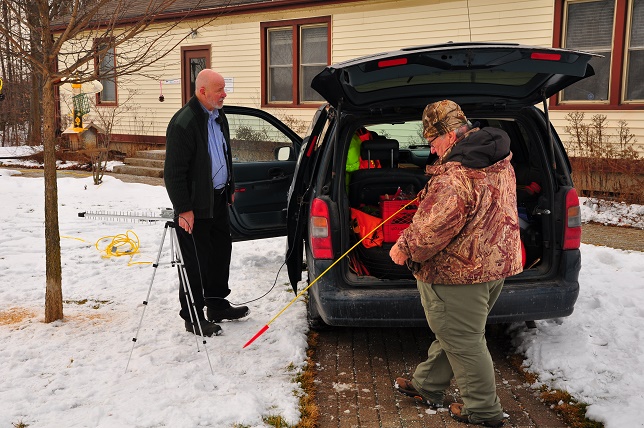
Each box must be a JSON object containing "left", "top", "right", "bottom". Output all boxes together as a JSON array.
[{"left": 93, "top": 230, "right": 151, "bottom": 266}]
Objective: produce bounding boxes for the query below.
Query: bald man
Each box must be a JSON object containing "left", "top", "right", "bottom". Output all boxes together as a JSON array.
[{"left": 164, "top": 69, "right": 249, "bottom": 337}]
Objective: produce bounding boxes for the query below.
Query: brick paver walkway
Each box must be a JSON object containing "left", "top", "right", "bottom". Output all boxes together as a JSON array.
[
  {"left": 312, "top": 224, "right": 643, "bottom": 428},
  {"left": 313, "top": 326, "right": 569, "bottom": 428}
]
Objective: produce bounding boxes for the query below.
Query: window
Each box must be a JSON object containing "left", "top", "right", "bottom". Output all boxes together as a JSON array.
[
  {"left": 95, "top": 40, "right": 116, "bottom": 105},
  {"left": 556, "top": 0, "right": 644, "bottom": 107},
  {"left": 625, "top": 0, "right": 644, "bottom": 100},
  {"left": 227, "top": 112, "right": 294, "bottom": 162},
  {"left": 262, "top": 17, "right": 330, "bottom": 106},
  {"left": 561, "top": 0, "right": 614, "bottom": 102}
]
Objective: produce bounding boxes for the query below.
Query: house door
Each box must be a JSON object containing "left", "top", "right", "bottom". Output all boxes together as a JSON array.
[{"left": 181, "top": 46, "right": 211, "bottom": 104}]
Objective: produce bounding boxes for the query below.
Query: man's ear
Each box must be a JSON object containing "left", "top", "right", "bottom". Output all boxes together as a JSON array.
[{"left": 448, "top": 130, "right": 458, "bottom": 144}]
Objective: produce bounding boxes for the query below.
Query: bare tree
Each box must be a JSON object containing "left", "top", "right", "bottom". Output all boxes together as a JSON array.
[
  {"left": 0, "top": 1, "right": 32, "bottom": 147},
  {"left": 89, "top": 86, "right": 143, "bottom": 184},
  {"left": 0, "top": 0, "right": 222, "bottom": 322}
]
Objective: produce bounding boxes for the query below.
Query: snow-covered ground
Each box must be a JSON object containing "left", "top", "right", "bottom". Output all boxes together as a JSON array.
[{"left": 1, "top": 146, "right": 643, "bottom": 427}]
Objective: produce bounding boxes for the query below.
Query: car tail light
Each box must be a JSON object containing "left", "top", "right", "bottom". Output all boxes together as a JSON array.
[
  {"left": 531, "top": 52, "right": 561, "bottom": 61},
  {"left": 310, "top": 198, "right": 333, "bottom": 259},
  {"left": 378, "top": 58, "right": 408, "bottom": 68},
  {"left": 563, "top": 188, "right": 582, "bottom": 250}
]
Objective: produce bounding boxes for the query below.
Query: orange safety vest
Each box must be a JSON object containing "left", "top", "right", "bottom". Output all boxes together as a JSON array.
[{"left": 350, "top": 208, "right": 383, "bottom": 248}]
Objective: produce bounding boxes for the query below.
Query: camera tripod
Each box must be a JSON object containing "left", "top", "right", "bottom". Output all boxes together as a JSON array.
[{"left": 125, "top": 220, "right": 214, "bottom": 374}]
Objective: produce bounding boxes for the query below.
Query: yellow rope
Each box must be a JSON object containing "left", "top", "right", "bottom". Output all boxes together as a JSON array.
[
  {"left": 60, "top": 235, "right": 88, "bottom": 243},
  {"left": 61, "top": 231, "right": 151, "bottom": 265},
  {"left": 94, "top": 230, "right": 151, "bottom": 266}
]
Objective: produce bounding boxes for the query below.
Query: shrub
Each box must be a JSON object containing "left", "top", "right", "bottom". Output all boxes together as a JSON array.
[{"left": 564, "top": 112, "right": 643, "bottom": 204}]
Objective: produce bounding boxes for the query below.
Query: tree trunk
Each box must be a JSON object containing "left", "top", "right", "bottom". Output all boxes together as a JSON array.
[
  {"left": 43, "top": 80, "right": 63, "bottom": 322},
  {"left": 29, "top": 75, "right": 43, "bottom": 146}
]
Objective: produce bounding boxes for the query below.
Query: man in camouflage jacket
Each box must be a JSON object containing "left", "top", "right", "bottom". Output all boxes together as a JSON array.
[{"left": 391, "top": 100, "right": 522, "bottom": 427}]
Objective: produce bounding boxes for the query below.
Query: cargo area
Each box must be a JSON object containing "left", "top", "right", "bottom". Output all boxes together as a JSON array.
[{"left": 341, "top": 117, "right": 548, "bottom": 281}]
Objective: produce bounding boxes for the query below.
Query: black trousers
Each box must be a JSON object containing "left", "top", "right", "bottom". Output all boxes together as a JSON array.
[{"left": 175, "top": 193, "right": 232, "bottom": 320}]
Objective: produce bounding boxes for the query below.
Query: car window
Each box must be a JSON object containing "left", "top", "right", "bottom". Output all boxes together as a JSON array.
[
  {"left": 366, "top": 121, "right": 425, "bottom": 148},
  {"left": 227, "top": 113, "right": 294, "bottom": 163}
]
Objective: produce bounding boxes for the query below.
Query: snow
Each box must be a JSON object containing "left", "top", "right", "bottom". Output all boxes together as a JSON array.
[
  {"left": 1, "top": 146, "right": 643, "bottom": 427},
  {"left": 0, "top": 166, "right": 308, "bottom": 427}
]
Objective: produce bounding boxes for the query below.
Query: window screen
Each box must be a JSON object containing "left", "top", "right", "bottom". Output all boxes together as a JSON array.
[
  {"left": 625, "top": 0, "right": 644, "bottom": 101},
  {"left": 268, "top": 29, "right": 293, "bottom": 102},
  {"left": 98, "top": 44, "right": 116, "bottom": 103},
  {"left": 300, "top": 25, "right": 327, "bottom": 102},
  {"left": 561, "top": 0, "right": 614, "bottom": 102}
]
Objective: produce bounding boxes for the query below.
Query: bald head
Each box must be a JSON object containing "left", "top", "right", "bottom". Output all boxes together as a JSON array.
[{"left": 195, "top": 69, "right": 227, "bottom": 111}]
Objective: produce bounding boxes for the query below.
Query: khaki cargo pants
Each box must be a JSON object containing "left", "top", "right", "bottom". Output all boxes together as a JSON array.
[{"left": 411, "top": 278, "right": 505, "bottom": 423}]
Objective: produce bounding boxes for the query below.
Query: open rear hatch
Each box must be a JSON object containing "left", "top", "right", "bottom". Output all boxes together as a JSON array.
[{"left": 311, "top": 42, "right": 596, "bottom": 111}]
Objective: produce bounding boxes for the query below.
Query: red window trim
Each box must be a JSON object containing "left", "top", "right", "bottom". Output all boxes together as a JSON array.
[
  {"left": 260, "top": 16, "right": 331, "bottom": 108},
  {"left": 93, "top": 38, "right": 118, "bottom": 107},
  {"left": 551, "top": 0, "right": 643, "bottom": 111}
]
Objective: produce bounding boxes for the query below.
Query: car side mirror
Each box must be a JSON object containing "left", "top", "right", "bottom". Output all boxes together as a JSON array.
[{"left": 276, "top": 146, "right": 293, "bottom": 161}]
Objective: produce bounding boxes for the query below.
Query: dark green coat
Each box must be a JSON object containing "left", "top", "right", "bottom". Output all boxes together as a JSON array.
[{"left": 164, "top": 96, "right": 235, "bottom": 218}]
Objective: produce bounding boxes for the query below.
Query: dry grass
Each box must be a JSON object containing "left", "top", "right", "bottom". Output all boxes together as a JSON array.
[
  {"left": 257, "top": 330, "right": 320, "bottom": 428},
  {"left": 295, "top": 331, "right": 320, "bottom": 428},
  {"left": 0, "top": 307, "right": 36, "bottom": 325},
  {"left": 0, "top": 305, "right": 110, "bottom": 327}
]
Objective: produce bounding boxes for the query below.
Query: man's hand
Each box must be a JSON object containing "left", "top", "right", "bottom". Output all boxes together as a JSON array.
[
  {"left": 178, "top": 210, "right": 194, "bottom": 234},
  {"left": 389, "top": 243, "right": 409, "bottom": 265}
]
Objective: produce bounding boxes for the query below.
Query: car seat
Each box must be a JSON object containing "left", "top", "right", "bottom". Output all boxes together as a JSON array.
[{"left": 360, "top": 138, "right": 399, "bottom": 168}]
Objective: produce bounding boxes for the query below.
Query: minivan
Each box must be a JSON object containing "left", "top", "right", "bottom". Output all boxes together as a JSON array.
[{"left": 224, "top": 42, "right": 592, "bottom": 328}]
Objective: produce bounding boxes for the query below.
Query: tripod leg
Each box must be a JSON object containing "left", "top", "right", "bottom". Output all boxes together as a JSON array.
[
  {"left": 170, "top": 224, "right": 214, "bottom": 375},
  {"left": 126, "top": 221, "right": 171, "bottom": 373}
]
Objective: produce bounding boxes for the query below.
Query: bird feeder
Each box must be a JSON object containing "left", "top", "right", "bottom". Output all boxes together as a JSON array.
[
  {"left": 62, "top": 122, "right": 105, "bottom": 151},
  {"left": 60, "top": 79, "right": 103, "bottom": 131}
]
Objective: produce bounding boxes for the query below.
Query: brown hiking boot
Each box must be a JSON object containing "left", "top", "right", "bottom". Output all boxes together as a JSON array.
[
  {"left": 394, "top": 377, "right": 444, "bottom": 409},
  {"left": 449, "top": 403, "right": 505, "bottom": 427}
]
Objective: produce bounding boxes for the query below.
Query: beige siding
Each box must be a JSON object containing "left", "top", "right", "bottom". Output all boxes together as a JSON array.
[
  {"left": 59, "top": 0, "right": 643, "bottom": 155},
  {"left": 551, "top": 110, "right": 644, "bottom": 156}
]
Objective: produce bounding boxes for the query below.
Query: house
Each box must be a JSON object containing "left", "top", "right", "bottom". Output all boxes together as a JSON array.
[{"left": 57, "top": 0, "right": 644, "bottom": 158}]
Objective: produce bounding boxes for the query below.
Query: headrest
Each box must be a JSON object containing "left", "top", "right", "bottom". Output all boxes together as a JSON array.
[{"left": 360, "top": 138, "right": 399, "bottom": 168}]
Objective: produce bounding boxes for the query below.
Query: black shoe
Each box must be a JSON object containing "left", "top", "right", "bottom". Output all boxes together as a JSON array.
[
  {"left": 207, "top": 305, "right": 250, "bottom": 322},
  {"left": 184, "top": 319, "right": 222, "bottom": 337}
]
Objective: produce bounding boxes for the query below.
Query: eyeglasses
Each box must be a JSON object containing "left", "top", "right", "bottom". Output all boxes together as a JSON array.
[{"left": 426, "top": 134, "right": 443, "bottom": 146}]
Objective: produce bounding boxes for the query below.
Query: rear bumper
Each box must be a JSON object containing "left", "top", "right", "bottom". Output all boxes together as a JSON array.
[{"left": 308, "top": 249, "right": 581, "bottom": 327}]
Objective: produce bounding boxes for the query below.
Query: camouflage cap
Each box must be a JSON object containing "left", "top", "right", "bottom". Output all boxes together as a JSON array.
[{"left": 422, "top": 100, "right": 468, "bottom": 140}]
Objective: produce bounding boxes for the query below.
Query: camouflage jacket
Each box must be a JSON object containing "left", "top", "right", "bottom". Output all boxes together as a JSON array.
[{"left": 396, "top": 128, "right": 523, "bottom": 284}]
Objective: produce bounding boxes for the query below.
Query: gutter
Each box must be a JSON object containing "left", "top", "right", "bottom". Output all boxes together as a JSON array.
[{"left": 51, "top": 0, "right": 360, "bottom": 32}]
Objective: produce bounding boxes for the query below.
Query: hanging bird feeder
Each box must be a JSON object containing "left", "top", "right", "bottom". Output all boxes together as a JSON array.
[
  {"left": 72, "top": 89, "right": 91, "bottom": 130},
  {"left": 59, "top": 79, "right": 103, "bottom": 131}
]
